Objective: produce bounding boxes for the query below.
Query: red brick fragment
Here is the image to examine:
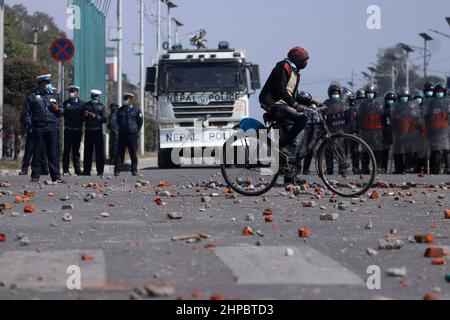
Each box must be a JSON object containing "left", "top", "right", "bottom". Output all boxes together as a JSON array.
[
  {"left": 431, "top": 258, "right": 446, "bottom": 265},
  {"left": 423, "top": 294, "right": 440, "bottom": 300},
  {"left": 414, "top": 234, "right": 435, "bottom": 244},
  {"left": 0, "top": 233, "right": 6, "bottom": 242},
  {"left": 424, "top": 247, "right": 445, "bottom": 258},
  {"left": 298, "top": 228, "right": 311, "bottom": 238},
  {"left": 369, "top": 191, "right": 379, "bottom": 200}
]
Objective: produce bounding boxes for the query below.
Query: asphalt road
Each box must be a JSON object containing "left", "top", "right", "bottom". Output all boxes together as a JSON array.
[{"left": 0, "top": 168, "right": 449, "bottom": 300}]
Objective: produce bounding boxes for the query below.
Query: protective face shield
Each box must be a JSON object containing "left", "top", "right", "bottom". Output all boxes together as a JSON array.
[
  {"left": 399, "top": 96, "right": 409, "bottom": 103},
  {"left": 425, "top": 91, "right": 434, "bottom": 98}
]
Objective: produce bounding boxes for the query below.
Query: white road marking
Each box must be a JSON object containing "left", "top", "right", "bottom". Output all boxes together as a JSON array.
[
  {"left": 214, "top": 245, "right": 364, "bottom": 286},
  {"left": 0, "top": 250, "right": 106, "bottom": 292}
]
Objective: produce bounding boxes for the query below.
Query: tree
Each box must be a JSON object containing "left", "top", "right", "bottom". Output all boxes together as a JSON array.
[
  {"left": 3, "top": 58, "right": 49, "bottom": 159},
  {"left": 370, "top": 46, "right": 444, "bottom": 94}
]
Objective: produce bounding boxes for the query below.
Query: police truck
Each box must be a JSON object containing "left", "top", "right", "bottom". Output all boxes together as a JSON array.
[{"left": 146, "top": 41, "right": 261, "bottom": 168}]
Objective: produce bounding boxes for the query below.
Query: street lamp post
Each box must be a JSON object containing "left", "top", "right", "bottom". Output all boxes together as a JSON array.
[
  {"left": 419, "top": 33, "right": 433, "bottom": 81},
  {"left": 162, "top": 0, "right": 177, "bottom": 50},
  {"left": 117, "top": 0, "right": 123, "bottom": 106},
  {"left": 139, "top": 0, "right": 145, "bottom": 156},
  {"left": 0, "top": 0, "right": 4, "bottom": 159},
  {"left": 172, "top": 17, "right": 183, "bottom": 45},
  {"left": 398, "top": 43, "right": 414, "bottom": 89}
]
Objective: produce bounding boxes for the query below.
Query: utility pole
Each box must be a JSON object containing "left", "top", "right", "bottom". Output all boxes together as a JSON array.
[
  {"left": 32, "top": 27, "right": 38, "bottom": 62},
  {"left": 391, "top": 65, "right": 396, "bottom": 92},
  {"left": 172, "top": 17, "right": 183, "bottom": 45},
  {"left": 156, "top": 0, "right": 161, "bottom": 60},
  {"left": 139, "top": 0, "right": 145, "bottom": 156},
  {"left": 419, "top": 33, "right": 433, "bottom": 81},
  {"left": 0, "top": 0, "right": 4, "bottom": 159},
  {"left": 117, "top": 0, "right": 123, "bottom": 105}
]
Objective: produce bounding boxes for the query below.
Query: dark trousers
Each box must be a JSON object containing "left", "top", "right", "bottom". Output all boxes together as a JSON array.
[
  {"left": 271, "top": 104, "right": 308, "bottom": 148},
  {"left": 394, "top": 153, "right": 417, "bottom": 174},
  {"left": 115, "top": 133, "right": 138, "bottom": 174},
  {"left": 362, "top": 149, "right": 389, "bottom": 173},
  {"left": 430, "top": 150, "right": 449, "bottom": 174},
  {"left": 31, "top": 126, "right": 60, "bottom": 181},
  {"left": 22, "top": 131, "right": 48, "bottom": 173},
  {"left": 109, "top": 131, "right": 119, "bottom": 165},
  {"left": 325, "top": 139, "right": 359, "bottom": 174},
  {"left": 416, "top": 157, "right": 429, "bottom": 174},
  {"left": 83, "top": 130, "right": 105, "bottom": 175},
  {"left": 62, "top": 129, "right": 82, "bottom": 174}
]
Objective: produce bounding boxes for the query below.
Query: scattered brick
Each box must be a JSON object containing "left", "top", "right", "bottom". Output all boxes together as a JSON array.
[
  {"left": 414, "top": 234, "right": 435, "bottom": 244},
  {"left": 298, "top": 228, "right": 311, "bottom": 238}
]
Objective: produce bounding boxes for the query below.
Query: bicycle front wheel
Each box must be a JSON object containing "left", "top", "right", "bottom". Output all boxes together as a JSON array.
[
  {"left": 220, "top": 133, "right": 280, "bottom": 197},
  {"left": 316, "top": 134, "right": 377, "bottom": 197}
]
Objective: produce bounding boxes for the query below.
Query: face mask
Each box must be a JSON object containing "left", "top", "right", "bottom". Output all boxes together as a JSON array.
[
  {"left": 436, "top": 92, "right": 445, "bottom": 98},
  {"left": 400, "top": 97, "right": 409, "bottom": 103},
  {"left": 298, "top": 61, "right": 308, "bottom": 70},
  {"left": 386, "top": 99, "right": 395, "bottom": 106},
  {"left": 69, "top": 92, "right": 77, "bottom": 99},
  {"left": 91, "top": 97, "right": 99, "bottom": 104},
  {"left": 425, "top": 91, "right": 434, "bottom": 97},
  {"left": 416, "top": 98, "right": 423, "bottom": 105},
  {"left": 331, "top": 94, "right": 340, "bottom": 100},
  {"left": 367, "top": 93, "right": 375, "bottom": 100},
  {"left": 44, "top": 84, "right": 53, "bottom": 93}
]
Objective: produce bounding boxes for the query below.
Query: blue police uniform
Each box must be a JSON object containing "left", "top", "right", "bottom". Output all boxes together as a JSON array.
[
  {"left": 21, "top": 88, "right": 63, "bottom": 181},
  {"left": 62, "top": 97, "right": 85, "bottom": 174},
  {"left": 114, "top": 104, "right": 143, "bottom": 175},
  {"left": 83, "top": 99, "right": 107, "bottom": 176}
]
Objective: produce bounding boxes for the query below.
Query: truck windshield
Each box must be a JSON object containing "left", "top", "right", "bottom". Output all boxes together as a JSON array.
[{"left": 160, "top": 62, "right": 246, "bottom": 93}]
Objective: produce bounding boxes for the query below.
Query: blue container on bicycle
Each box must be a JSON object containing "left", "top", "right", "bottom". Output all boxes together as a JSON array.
[{"left": 239, "top": 118, "right": 266, "bottom": 135}]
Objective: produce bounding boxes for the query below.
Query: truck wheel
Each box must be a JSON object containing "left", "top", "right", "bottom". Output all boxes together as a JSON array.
[{"left": 158, "top": 149, "right": 181, "bottom": 169}]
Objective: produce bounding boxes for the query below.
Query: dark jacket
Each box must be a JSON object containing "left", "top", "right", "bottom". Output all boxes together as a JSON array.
[
  {"left": 83, "top": 100, "right": 107, "bottom": 130},
  {"left": 21, "top": 89, "right": 63, "bottom": 129},
  {"left": 259, "top": 60, "right": 311, "bottom": 109},
  {"left": 108, "top": 112, "right": 119, "bottom": 133},
  {"left": 63, "top": 97, "right": 85, "bottom": 129},
  {"left": 117, "top": 105, "right": 143, "bottom": 134}
]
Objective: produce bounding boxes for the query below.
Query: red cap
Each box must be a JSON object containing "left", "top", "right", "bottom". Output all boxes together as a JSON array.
[{"left": 288, "top": 47, "right": 309, "bottom": 63}]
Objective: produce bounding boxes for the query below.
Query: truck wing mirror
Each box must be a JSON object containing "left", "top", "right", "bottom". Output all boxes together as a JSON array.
[
  {"left": 248, "top": 64, "right": 261, "bottom": 90},
  {"left": 145, "top": 67, "right": 157, "bottom": 92}
]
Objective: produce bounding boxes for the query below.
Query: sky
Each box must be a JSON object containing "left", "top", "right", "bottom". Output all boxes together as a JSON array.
[{"left": 5, "top": 0, "right": 450, "bottom": 115}]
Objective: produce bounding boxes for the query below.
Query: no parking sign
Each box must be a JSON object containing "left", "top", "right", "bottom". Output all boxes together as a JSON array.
[{"left": 50, "top": 37, "right": 75, "bottom": 63}]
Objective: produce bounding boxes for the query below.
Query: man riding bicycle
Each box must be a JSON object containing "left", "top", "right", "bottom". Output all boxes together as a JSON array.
[{"left": 259, "top": 46, "right": 320, "bottom": 158}]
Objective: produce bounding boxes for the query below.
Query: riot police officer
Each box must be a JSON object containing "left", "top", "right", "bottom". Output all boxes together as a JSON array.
[
  {"left": 424, "top": 82, "right": 435, "bottom": 99},
  {"left": 20, "top": 74, "right": 63, "bottom": 183},
  {"left": 425, "top": 82, "right": 450, "bottom": 174},
  {"left": 391, "top": 88, "right": 421, "bottom": 174},
  {"left": 355, "top": 89, "right": 367, "bottom": 105},
  {"left": 114, "top": 93, "right": 143, "bottom": 177},
  {"left": 62, "top": 85, "right": 85, "bottom": 176},
  {"left": 381, "top": 92, "right": 396, "bottom": 173},
  {"left": 83, "top": 90, "right": 107, "bottom": 176},
  {"left": 413, "top": 89, "right": 428, "bottom": 174},
  {"left": 108, "top": 103, "right": 120, "bottom": 165},
  {"left": 324, "top": 82, "right": 357, "bottom": 174},
  {"left": 357, "top": 89, "right": 388, "bottom": 173}
]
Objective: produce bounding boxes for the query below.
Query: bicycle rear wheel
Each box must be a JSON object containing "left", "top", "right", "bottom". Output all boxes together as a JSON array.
[
  {"left": 316, "top": 134, "right": 376, "bottom": 197},
  {"left": 220, "top": 133, "right": 280, "bottom": 197}
]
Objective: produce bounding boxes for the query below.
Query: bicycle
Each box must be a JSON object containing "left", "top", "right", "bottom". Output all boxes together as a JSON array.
[{"left": 220, "top": 105, "right": 377, "bottom": 197}]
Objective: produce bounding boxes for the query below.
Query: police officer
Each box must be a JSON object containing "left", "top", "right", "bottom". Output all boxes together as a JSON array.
[
  {"left": 381, "top": 92, "right": 396, "bottom": 173},
  {"left": 114, "top": 93, "right": 143, "bottom": 177},
  {"left": 108, "top": 103, "right": 120, "bottom": 165},
  {"left": 355, "top": 89, "right": 367, "bottom": 105},
  {"left": 412, "top": 89, "right": 428, "bottom": 174},
  {"left": 19, "top": 124, "right": 48, "bottom": 176},
  {"left": 295, "top": 91, "right": 317, "bottom": 174},
  {"left": 83, "top": 90, "right": 107, "bottom": 176},
  {"left": 20, "top": 74, "right": 63, "bottom": 183},
  {"left": 324, "top": 82, "right": 357, "bottom": 174},
  {"left": 424, "top": 82, "right": 435, "bottom": 99},
  {"left": 357, "top": 89, "right": 388, "bottom": 173},
  {"left": 62, "top": 85, "right": 85, "bottom": 176},
  {"left": 424, "top": 82, "right": 450, "bottom": 174},
  {"left": 391, "top": 88, "right": 421, "bottom": 174}
]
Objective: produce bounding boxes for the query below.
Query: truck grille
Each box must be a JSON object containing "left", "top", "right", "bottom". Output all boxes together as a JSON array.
[{"left": 173, "top": 104, "right": 235, "bottom": 119}]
